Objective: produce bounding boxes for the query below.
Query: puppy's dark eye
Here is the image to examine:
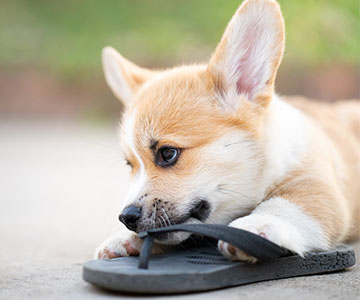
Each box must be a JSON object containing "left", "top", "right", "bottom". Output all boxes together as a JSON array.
[{"left": 156, "top": 146, "right": 180, "bottom": 167}]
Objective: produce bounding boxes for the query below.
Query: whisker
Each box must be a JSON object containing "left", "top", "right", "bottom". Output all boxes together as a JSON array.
[
  {"left": 217, "top": 184, "right": 256, "bottom": 203},
  {"left": 224, "top": 141, "right": 243, "bottom": 148},
  {"left": 217, "top": 188, "right": 248, "bottom": 201},
  {"left": 151, "top": 205, "right": 156, "bottom": 229},
  {"left": 159, "top": 215, "right": 167, "bottom": 228},
  {"left": 161, "top": 208, "right": 172, "bottom": 226},
  {"left": 157, "top": 216, "right": 163, "bottom": 228}
]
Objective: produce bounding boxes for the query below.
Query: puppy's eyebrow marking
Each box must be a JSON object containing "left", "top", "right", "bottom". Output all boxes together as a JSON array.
[{"left": 150, "top": 139, "right": 158, "bottom": 150}]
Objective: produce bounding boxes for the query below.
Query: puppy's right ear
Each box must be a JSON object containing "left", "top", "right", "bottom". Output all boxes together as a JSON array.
[
  {"left": 208, "top": 0, "right": 285, "bottom": 110},
  {"left": 102, "top": 47, "right": 154, "bottom": 106}
]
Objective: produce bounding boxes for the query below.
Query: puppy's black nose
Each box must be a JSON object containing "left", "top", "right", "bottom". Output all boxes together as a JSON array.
[{"left": 119, "top": 205, "right": 142, "bottom": 231}]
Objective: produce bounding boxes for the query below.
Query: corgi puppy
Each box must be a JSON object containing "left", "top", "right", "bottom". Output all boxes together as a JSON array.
[{"left": 95, "top": 0, "right": 360, "bottom": 261}]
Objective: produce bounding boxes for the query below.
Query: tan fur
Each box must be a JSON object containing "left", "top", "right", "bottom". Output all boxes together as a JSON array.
[
  {"left": 121, "top": 66, "right": 265, "bottom": 213},
  {"left": 268, "top": 98, "right": 360, "bottom": 241},
  {"left": 97, "top": 0, "right": 360, "bottom": 260},
  {"left": 121, "top": 2, "right": 360, "bottom": 241},
  {"left": 121, "top": 63, "right": 360, "bottom": 244}
]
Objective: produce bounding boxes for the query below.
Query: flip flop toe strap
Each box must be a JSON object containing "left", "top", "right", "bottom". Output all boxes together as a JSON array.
[{"left": 137, "top": 224, "right": 292, "bottom": 269}]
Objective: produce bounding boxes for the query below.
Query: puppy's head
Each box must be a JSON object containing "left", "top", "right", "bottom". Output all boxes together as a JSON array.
[{"left": 103, "top": 0, "right": 285, "bottom": 244}]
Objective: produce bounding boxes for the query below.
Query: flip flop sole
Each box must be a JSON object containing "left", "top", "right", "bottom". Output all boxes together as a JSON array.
[{"left": 83, "top": 244, "right": 355, "bottom": 294}]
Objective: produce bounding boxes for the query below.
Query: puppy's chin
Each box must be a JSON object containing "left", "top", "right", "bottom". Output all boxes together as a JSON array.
[
  {"left": 154, "top": 217, "right": 202, "bottom": 245},
  {"left": 155, "top": 231, "right": 192, "bottom": 245}
]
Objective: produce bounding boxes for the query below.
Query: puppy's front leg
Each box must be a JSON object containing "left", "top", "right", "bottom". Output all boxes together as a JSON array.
[
  {"left": 219, "top": 197, "right": 330, "bottom": 262},
  {"left": 95, "top": 227, "right": 163, "bottom": 259}
]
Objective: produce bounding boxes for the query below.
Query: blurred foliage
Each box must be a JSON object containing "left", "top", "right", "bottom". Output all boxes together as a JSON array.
[{"left": 0, "top": 0, "right": 358, "bottom": 78}]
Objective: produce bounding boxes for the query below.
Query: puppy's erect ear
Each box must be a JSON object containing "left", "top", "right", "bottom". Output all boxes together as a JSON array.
[
  {"left": 102, "top": 47, "right": 154, "bottom": 105},
  {"left": 208, "top": 0, "right": 285, "bottom": 110}
]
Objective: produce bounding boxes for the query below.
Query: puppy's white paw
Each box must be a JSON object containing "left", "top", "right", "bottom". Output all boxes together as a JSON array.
[
  {"left": 218, "top": 214, "right": 304, "bottom": 262},
  {"left": 94, "top": 231, "right": 142, "bottom": 259},
  {"left": 218, "top": 198, "right": 330, "bottom": 262},
  {"left": 218, "top": 240, "right": 258, "bottom": 263}
]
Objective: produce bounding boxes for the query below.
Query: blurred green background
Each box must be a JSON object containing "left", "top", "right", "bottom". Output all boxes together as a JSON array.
[{"left": 0, "top": 0, "right": 359, "bottom": 120}]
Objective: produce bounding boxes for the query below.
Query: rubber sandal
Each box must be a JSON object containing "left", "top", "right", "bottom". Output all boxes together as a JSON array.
[{"left": 83, "top": 223, "right": 356, "bottom": 294}]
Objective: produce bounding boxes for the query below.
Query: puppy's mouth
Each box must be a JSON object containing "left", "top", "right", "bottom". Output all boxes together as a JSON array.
[
  {"left": 188, "top": 199, "right": 211, "bottom": 222},
  {"left": 154, "top": 199, "right": 211, "bottom": 245}
]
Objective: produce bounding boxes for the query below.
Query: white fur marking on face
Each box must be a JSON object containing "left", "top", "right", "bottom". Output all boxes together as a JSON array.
[
  {"left": 181, "top": 100, "right": 308, "bottom": 228},
  {"left": 229, "top": 197, "right": 329, "bottom": 255},
  {"left": 121, "top": 111, "right": 147, "bottom": 207},
  {"left": 184, "top": 130, "right": 264, "bottom": 225}
]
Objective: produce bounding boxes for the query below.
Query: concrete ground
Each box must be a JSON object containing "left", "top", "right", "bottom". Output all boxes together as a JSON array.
[{"left": 0, "top": 120, "right": 359, "bottom": 300}]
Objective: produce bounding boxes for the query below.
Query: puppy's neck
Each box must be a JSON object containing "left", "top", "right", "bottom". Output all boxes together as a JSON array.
[{"left": 262, "top": 95, "right": 309, "bottom": 189}]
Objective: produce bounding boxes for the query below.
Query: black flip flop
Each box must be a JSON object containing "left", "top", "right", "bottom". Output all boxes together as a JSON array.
[{"left": 83, "top": 224, "right": 356, "bottom": 294}]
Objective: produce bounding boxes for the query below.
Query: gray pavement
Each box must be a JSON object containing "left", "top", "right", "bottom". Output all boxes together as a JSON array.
[{"left": 0, "top": 120, "right": 359, "bottom": 300}]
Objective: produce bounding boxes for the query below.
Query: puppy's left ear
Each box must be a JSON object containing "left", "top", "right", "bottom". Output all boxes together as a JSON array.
[
  {"left": 208, "top": 0, "right": 285, "bottom": 110},
  {"left": 102, "top": 47, "right": 155, "bottom": 106}
]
